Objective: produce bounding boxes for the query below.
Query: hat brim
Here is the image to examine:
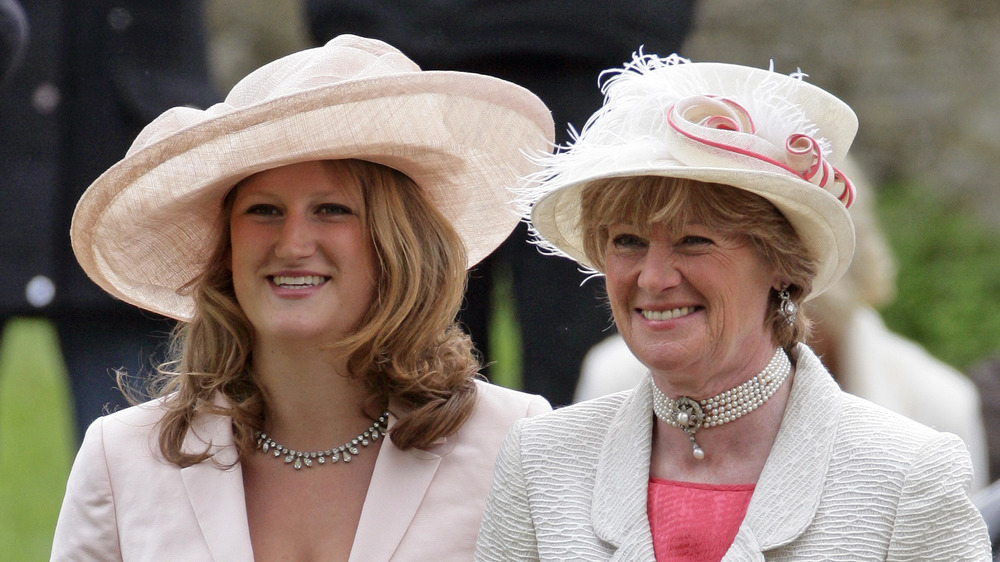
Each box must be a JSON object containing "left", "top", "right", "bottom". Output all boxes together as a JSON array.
[
  {"left": 530, "top": 165, "right": 856, "bottom": 300},
  {"left": 72, "top": 70, "right": 553, "bottom": 321}
]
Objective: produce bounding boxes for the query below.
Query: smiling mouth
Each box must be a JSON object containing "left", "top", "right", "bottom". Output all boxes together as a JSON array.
[
  {"left": 640, "top": 306, "right": 697, "bottom": 321},
  {"left": 270, "top": 275, "right": 328, "bottom": 288}
]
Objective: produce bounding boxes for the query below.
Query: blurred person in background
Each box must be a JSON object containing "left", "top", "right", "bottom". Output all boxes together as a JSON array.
[
  {"left": 574, "top": 159, "right": 990, "bottom": 492},
  {"left": 0, "top": 1, "right": 218, "bottom": 442},
  {"left": 972, "top": 352, "right": 1000, "bottom": 558},
  {"left": 52, "top": 35, "right": 551, "bottom": 560},
  {"left": 0, "top": 0, "right": 26, "bottom": 84},
  {"left": 306, "top": 0, "right": 698, "bottom": 406}
]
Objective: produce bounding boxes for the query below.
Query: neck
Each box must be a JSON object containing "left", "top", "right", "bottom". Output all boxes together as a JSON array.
[
  {"left": 649, "top": 347, "right": 795, "bottom": 482},
  {"left": 650, "top": 384, "right": 791, "bottom": 483},
  {"left": 252, "top": 336, "right": 376, "bottom": 450},
  {"left": 651, "top": 341, "right": 784, "bottom": 400}
]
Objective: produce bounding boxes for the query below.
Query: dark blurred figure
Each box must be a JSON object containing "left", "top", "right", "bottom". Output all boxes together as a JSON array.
[
  {"left": 973, "top": 353, "right": 1000, "bottom": 484},
  {"left": 0, "top": 1, "right": 218, "bottom": 442},
  {"left": 0, "top": 0, "right": 26, "bottom": 84},
  {"left": 972, "top": 459, "right": 1000, "bottom": 560},
  {"left": 306, "top": 0, "right": 698, "bottom": 406}
]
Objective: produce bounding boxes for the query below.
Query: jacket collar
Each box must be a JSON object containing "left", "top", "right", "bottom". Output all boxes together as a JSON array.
[
  {"left": 178, "top": 398, "right": 254, "bottom": 562},
  {"left": 176, "top": 404, "right": 446, "bottom": 562},
  {"left": 725, "top": 344, "right": 842, "bottom": 558},
  {"left": 348, "top": 413, "right": 444, "bottom": 562},
  {"left": 590, "top": 344, "right": 842, "bottom": 559},
  {"left": 592, "top": 376, "right": 657, "bottom": 559}
]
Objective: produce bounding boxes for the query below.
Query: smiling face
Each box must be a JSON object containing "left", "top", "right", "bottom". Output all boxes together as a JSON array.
[
  {"left": 580, "top": 176, "right": 807, "bottom": 392},
  {"left": 604, "top": 220, "right": 782, "bottom": 387},
  {"left": 228, "top": 160, "right": 377, "bottom": 346}
]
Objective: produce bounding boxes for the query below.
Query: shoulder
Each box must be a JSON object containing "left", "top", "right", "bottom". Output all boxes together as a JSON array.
[
  {"left": 80, "top": 398, "right": 170, "bottom": 457},
  {"left": 831, "top": 395, "right": 989, "bottom": 555},
  {"left": 471, "top": 379, "right": 552, "bottom": 422},
  {"left": 79, "top": 394, "right": 236, "bottom": 466},
  {"left": 439, "top": 381, "right": 550, "bottom": 455},
  {"left": 792, "top": 345, "right": 972, "bottom": 483},
  {"left": 838, "top": 388, "right": 952, "bottom": 447},
  {"left": 835, "top": 391, "right": 968, "bottom": 463},
  {"left": 526, "top": 390, "right": 630, "bottom": 430},
  {"left": 821, "top": 390, "right": 978, "bottom": 512},
  {"left": 503, "top": 390, "right": 632, "bottom": 462}
]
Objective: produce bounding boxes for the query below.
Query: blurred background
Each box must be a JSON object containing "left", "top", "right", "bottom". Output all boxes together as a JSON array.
[{"left": 2, "top": 0, "right": 999, "bottom": 558}]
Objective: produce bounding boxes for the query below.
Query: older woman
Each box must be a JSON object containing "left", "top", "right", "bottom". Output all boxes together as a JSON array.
[
  {"left": 51, "top": 35, "right": 552, "bottom": 561},
  {"left": 475, "top": 54, "right": 990, "bottom": 560}
]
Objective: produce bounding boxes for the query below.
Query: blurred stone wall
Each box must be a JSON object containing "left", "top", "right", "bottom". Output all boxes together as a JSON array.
[{"left": 682, "top": 0, "right": 1000, "bottom": 228}]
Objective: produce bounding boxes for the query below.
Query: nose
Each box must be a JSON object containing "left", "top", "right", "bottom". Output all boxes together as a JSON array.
[
  {"left": 636, "top": 238, "right": 682, "bottom": 292},
  {"left": 274, "top": 213, "right": 317, "bottom": 259}
]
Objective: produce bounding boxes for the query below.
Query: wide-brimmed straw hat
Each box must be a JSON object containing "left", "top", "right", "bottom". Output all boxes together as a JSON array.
[
  {"left": 71, "top": 34, "right": 554, "bottom": 321},
  {"left": 523, "top": 54, "right": 858, "bottom": 299}
]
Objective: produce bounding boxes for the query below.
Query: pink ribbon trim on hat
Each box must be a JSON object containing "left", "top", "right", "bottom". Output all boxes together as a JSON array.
[{"left": 666, "top": 95, "right": 855, "bottom": 208}]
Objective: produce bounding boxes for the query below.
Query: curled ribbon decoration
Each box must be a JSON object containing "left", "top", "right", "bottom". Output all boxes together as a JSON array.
[{"left": 665, "top": 95, "right": 855, "bottom": 208}]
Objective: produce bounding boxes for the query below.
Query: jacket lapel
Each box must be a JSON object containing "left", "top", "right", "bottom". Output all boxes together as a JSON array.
[
  {"left": 348, "top": 414, "right": 444, "bottom": 562},
  {"left": 725, "top": 344, "right": 842, "bottom": 558},
  {"left": 592, "top": 377, "right": 657, "bottom": 560},
  {"left": 179, "top": 405, "right": 254, "bottom": 561}
]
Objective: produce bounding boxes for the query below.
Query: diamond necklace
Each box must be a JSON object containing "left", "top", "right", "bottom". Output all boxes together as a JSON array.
[
  {"left": 254, "top": 411, "right": 389, "bottom": 470},
  {"left": 651, "top": 348, "right": 791, "bottom": 460}
]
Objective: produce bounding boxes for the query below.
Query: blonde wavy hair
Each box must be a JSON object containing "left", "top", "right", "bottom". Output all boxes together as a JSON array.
[
  {"left": 145, "top": 159, "right": 480, "bottom": 467},
  {"left": 577, "top": 175, "right": 818, "bottom": 349}
]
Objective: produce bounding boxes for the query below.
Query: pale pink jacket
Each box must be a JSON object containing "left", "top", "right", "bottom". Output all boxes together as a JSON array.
[{"left": 51, "top": 380, "right": 550, "bottom": 561}]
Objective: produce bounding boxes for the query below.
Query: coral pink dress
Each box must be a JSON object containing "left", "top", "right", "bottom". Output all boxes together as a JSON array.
[{"left": 647, "top": 478, "right": 755, "bottom": 562}]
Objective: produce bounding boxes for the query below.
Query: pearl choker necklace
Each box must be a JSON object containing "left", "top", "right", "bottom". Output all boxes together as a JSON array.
[
  {"left": 254, "top": 412, "right": 389, "bottom": 470},
  {"left": 651, "top": 348, "right": 791, "bottom": 460}
]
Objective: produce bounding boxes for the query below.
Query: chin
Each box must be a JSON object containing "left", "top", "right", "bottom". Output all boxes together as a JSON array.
[{"left": 259, "top": 321, "right": 334, "bottom": 343}]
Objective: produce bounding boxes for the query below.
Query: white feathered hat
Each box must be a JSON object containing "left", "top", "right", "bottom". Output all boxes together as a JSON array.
[{"left": 524, "top": 54, "right": 858, "bottom": 299}]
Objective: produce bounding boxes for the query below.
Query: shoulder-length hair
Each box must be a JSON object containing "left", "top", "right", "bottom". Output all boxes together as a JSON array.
[
  {"left": 147, "top": 159, "right": 479, "bottom": 467},
  {"left": 577, "top": 175, "right": 817, "bottom": 349}
]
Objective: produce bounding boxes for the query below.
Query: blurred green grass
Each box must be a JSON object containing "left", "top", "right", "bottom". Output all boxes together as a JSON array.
[
  {"left": 0, "top": 318, "right": 75, "bottom": 561},
  {"left": 877, "top": 182, "right": 1000, "bottom": 371}
]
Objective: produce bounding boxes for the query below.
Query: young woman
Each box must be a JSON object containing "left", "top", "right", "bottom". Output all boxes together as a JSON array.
[{"left": 52, "top": 34, "right": 552, "bottom": 561}]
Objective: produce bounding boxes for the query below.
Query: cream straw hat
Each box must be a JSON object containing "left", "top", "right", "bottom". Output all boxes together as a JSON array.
[
  {"left": 71, "top": 34, "right": 554, "bottom": 321},
  {"left": 522, "top": 54, "right": 858, "bottom": 299}
]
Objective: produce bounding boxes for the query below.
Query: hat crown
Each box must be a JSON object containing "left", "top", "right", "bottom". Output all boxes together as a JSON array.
[
  {"left": 548, "top": 55, "right": 858, "bottom": 208},
  {"left": 227, "top": 35, "right": 420, "bottom": 108},
  {"left": 127, "top": 35, "right": 420, "bottom": 158}
]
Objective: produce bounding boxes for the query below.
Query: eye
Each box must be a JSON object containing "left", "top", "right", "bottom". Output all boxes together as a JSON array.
[
  {"left": 316, "top": 203, "right": 354, "bottom": 216},
  {"left": 244, "top": 203, "right": 280, "bottom": 216},
  {"left": 679, "top": 235, "right": 714, "bottom": 246},
  {"left": 611, "top": 233, "right": 647, "bottom": 250}
]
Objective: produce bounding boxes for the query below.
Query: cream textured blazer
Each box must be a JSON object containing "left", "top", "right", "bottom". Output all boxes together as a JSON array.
[
  {"left": 475, "top": 344, "right": 991, "bottom": 561},
  {"left": 51, "top": 380, "right": 550, "bottom": 561}
]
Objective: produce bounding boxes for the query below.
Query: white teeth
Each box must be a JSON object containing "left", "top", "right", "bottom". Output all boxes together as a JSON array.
[
  {"left": 272, "top": 275, "right": 325, "bottom": 288},
  {"left": 641, "top": 307, "right": 695, "bottom": 321}
]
